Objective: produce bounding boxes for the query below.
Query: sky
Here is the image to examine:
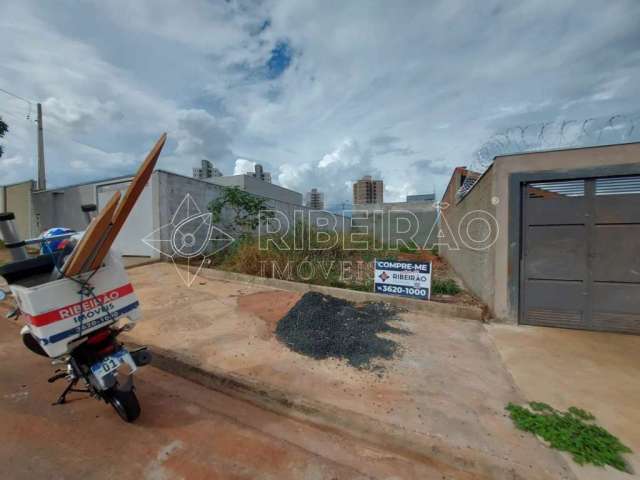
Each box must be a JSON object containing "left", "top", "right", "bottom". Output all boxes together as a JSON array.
[{"left": 1, "top": 0, "right": 639, "bottom": 207}]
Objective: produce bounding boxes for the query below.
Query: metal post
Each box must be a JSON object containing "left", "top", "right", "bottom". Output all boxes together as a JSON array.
[
  {"left": 37, "top": 103, "right": 46, "bottom": 191},
  {"left": 0, "top": 212, "right": 29, "bottom": 261}
]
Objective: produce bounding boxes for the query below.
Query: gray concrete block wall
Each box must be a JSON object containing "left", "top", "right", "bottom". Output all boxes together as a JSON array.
[
  {"left": 350, "top": 204, "right": 438, "bottom": 249},
  {"left": 23, "top": 170, "right": 350, "bottom": 257},
  {"left": 243, "top": 175, "right": 303, "bottom": 205},
  {"left": 439, "top": 168, "right": 497, "bottom": 311},
  {"left": 155, "top": 171, "right": 350, "bottom": 257},
  {"left": 32, "top": 184, "right": 96, "bottom": 233},
  {"left": 208, "top": 173, "right": 303, "bottom": 205}
]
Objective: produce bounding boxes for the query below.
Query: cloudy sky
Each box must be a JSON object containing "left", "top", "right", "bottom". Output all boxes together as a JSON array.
[{"left": 1, "top": 1, "right": 639, "bottom": 206}]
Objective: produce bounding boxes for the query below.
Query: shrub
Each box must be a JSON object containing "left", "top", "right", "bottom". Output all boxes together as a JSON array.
[{"left": 432, "top": 278, "right": 461, "bottom": 295}]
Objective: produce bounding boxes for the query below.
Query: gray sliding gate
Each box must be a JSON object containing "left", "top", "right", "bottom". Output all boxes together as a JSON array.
[{"left": 521, "top": 175, "right": 640, "bottom": 334}]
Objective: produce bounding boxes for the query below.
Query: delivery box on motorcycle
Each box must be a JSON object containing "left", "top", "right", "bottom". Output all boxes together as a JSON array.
[{"left": 8, "top": 251, "right": 141, "bottom": 358}]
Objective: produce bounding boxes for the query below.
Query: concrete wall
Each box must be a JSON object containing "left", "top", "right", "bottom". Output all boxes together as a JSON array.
[
  {"left": 439, "top": 168, "right": 496, "bottom": 309},
  {"left": 155, "top": 171, "right": 350, "bottom": 256},
  {"left": 243, "top": 175, "right": 303, "bottom": 205},
  {"left": 32, "top": 183, "right": 96, "bottom": 233},
  {"left": 442, "top": 141, "right": 640, "bottom": 323},
  {"left": 350, "top": 202, "right": 438, "bottom": 249},
  {"left": 3, "top": 180, "right": 34, "bottom": 239},
  {"left": 208, "top": 174, "right": 303, "bottom": 205},
  {"left": 23, "top": 170, "right": 339, "bottom": 257}
]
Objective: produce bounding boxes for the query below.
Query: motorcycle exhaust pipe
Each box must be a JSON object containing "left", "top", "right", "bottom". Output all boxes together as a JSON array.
[
  {"left": 130, "top": 347, "right": 152, "bottom": 367},
  {"left": 0, "top": 212, "right": 29, "bottom": 261}
]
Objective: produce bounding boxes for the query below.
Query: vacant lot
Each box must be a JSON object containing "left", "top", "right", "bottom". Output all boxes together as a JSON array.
[{"left": 125, "top": 262, "right": 573, "bottom": 479}]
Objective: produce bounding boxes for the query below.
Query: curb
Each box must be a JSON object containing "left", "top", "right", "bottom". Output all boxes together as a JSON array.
[
  {"left": 123, "top": 258, "right": 161, "bottom": 270},
  {"left": 128, "top": 340, "right": 553, "bottom": 480},
  {"left": 196, "top": 268, "right": 485, "bottom": 321}
]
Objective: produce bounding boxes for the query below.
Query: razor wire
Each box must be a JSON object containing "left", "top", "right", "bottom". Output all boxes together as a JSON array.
[{"left": 457, "top": 112, "right": 640, "bottom": 199}]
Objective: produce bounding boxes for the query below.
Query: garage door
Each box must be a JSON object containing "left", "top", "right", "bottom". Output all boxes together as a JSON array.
[
  {"left": 97, "top": 181, "right": 154, "bottom": 257},
  {"left": 521, "top": 175, "right": 640, "bottom": 334}
]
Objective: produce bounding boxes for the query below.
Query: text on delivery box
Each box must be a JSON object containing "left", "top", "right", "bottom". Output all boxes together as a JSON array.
[{"left": 24, "top": 283, "right": 135, "bottom": 327}]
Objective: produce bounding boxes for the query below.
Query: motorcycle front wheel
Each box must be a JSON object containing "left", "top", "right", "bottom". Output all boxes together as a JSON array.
[{"left": 107, "top": 388, "right": 141, "bottom": 422}]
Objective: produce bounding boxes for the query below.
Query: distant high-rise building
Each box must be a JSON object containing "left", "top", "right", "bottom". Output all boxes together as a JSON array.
[
  {"left": 193, "top": 159, "right": 222, "bottom": 180},
  {"left": 306, "top": 188, "right": 325, "bottom": 210},
  {"left": 248, "top": 164, "right": 272, "bottom": 183},
  {"left": 352, "top": 175, "right": 383, "bottom": 205}
]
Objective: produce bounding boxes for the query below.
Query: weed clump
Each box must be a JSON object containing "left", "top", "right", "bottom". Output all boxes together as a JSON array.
[
  {"left": 506, "top": 402, "right": 632, "bottom": 472},
  {"left": 432, "top": 278, "right": 461, "bottom": 295}
]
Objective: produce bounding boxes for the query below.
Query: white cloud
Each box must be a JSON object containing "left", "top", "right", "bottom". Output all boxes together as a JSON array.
[
  {"left": 233, "top": 158, "right": 256, "bottom": 175},
  {"left": 1, "top": 0, "right": 639, "bottom": 203},
  {"left": 278, "top": 138, "right": 382, "bottom": 204}
]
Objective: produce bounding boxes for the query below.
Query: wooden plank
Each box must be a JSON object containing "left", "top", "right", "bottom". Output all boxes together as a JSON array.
[
  {"left": 88, "top": 133, "right": 167, "bottom": 270},
  {"left": 63, "top": 191, "right": 121, "bottom": 276}
]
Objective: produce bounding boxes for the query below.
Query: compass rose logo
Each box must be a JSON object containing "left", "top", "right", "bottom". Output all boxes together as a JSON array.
[{"left": 142, "top": 194, "right": 234, "bottom": 286}]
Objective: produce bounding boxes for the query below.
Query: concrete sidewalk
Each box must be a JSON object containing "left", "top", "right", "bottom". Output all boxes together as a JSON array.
[
  {"left": 489, "top": 324, "right": 640, "bottom": 480},
  {"left": 1, "top": 318, "right": 473, "bottom": 480},
  {"left": 124, "top": 263, "right": 573, "bottom": 479}
]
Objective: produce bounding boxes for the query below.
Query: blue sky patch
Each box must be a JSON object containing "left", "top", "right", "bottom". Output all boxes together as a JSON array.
[{"left": 266, "top": 41, "right": 293, "bottom": 79}]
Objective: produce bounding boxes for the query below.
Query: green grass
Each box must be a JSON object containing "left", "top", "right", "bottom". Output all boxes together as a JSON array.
[
  {"left": 506, "top": 402, "right": 632, "bottom": 472},
  {"left": 431, "top": 278, "right": 461, "bottom": 295}
]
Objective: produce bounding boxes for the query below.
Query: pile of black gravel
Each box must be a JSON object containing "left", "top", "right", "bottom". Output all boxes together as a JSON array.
[{"left": 275, "top": 292, "right": 409, "bottom": 369}]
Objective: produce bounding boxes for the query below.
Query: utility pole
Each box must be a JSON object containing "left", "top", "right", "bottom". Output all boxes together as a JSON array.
[{"left": 36, "top": 103, "right": 46, "bottom": 191}]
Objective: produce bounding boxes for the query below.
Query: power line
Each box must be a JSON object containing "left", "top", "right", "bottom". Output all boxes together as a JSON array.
[
  {"left": 0, "top": 87, "right": 34, "bottom": 119},
  {"left": 0, "top": 87, "right": 35, "bottom": 104}
]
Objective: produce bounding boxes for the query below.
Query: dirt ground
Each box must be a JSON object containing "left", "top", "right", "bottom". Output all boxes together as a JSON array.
[
  {"left": 124, "top": 262, "right": 573, "bottom": 479},
  {"left": 236, "top": 290, "right": 302, "bottom": 338},
  {"left": 0, "top": 317, "right": 474, "bottom": 480}
]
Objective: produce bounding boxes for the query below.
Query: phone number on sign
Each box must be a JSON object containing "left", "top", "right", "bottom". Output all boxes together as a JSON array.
[{"left": 375, "top": 284, "right": 428, "bottom": 298}]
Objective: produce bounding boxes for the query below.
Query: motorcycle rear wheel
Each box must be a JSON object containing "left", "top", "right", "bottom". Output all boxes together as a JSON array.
[{"left": 108, "top": 388, "right": 140, "bottom": 422}]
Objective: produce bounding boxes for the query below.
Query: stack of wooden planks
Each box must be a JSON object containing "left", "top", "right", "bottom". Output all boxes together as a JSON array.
[{"left": 63, "top": 133, "right": 167, "bottom": 277}]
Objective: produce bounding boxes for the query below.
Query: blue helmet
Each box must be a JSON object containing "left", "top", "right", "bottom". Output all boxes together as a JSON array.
[{"left": 41, "top": 227, "right": 75, "bottom": 255}]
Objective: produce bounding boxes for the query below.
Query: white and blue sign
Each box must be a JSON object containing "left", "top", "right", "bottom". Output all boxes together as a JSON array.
[{"left": 374, "top": 259, "right": 431, "bottom": 300}]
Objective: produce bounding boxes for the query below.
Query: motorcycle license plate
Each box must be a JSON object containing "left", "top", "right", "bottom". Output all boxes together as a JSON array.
[{"left": 91, "top": 349, "right": 134, "bottom": 379}]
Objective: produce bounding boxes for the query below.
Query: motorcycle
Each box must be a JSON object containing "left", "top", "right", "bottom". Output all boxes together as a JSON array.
[
  {"left": 22, "top": 320, "right": 151, "bottom": 422},
  {"left": 0, "top": 211, "right": 151, "bottom": 422}
]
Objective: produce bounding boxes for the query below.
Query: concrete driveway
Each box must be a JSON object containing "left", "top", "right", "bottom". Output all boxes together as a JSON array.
[{"left": 489, "top": 324, "right": 640, "bottom": 480}]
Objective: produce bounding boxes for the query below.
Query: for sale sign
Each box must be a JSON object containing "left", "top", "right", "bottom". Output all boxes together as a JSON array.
[{"left": 374, "top": 259, "right": 431, "bottom": 300}]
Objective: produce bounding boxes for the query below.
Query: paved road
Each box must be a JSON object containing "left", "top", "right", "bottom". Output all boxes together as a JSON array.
[{"left": 0, "top": 318, "right": 468, "bottom": 480}]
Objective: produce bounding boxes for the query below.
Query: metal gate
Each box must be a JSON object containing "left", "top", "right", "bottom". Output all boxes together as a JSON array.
[{"left": 521, "top": 175, "right": 640, "bottom": 334}]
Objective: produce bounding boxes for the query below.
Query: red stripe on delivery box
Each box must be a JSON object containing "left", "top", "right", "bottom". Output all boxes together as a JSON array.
[{"left": 24, "top": 283, "right": 135, "bottom": 327}]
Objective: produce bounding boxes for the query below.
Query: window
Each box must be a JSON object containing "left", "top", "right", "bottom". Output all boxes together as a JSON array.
[
  {"left": 527, "top": 180, "right": 585, "bottom": 199},
  {"left": 595, "top": 176, "right": 640, "bottom": 196}
]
